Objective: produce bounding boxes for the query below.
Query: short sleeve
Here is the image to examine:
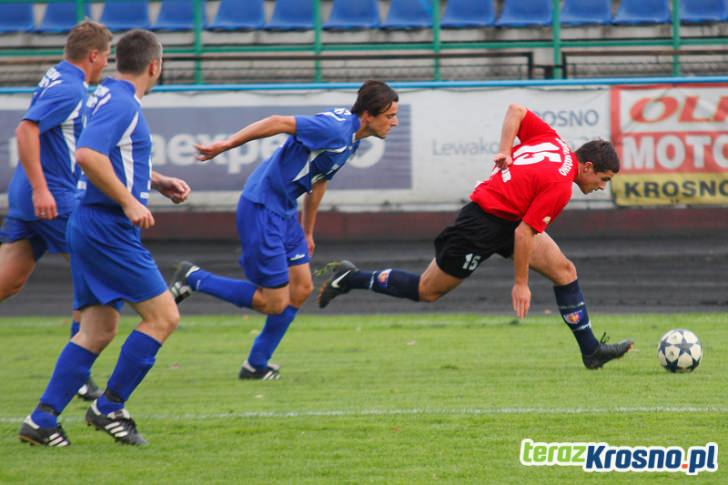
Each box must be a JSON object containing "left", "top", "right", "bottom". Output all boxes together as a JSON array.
[
  {"left": 517, "top": 110, "right": 558, "bottom": 145},
  {"left": 521, "top": 182, "right": 572, "bottom": 233},
  {"left": 294, "top": 112, "right": 349, "bottom": 151},
  {"left": 78, "top": 94, "right": 135, "bottom": 156},
  {"left": 23, "top": 84, "right": 83, "bottom": 134}
]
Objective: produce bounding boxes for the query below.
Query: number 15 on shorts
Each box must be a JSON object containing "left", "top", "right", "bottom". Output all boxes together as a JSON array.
[{"left": 463, "top": 253, "right": 481, "bottom": 271}]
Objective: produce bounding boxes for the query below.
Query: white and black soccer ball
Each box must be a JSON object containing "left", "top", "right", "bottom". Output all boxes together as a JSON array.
[{"left": 657, "top": 329, "right": 702, "bottom": 373}]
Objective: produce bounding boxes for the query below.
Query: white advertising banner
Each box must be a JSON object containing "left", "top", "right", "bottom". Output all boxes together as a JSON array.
[{"left": 1, "top": 86, "right": 612, "bottom": 212}]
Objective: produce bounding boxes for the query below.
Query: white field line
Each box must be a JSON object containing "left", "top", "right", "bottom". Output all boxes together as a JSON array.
[{"left": 2, "top": 405, "right": 727, "bottom": 424}]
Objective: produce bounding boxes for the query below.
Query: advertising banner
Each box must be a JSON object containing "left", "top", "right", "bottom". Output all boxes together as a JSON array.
[
  {"left": 1, "top": 86, "right": 612, "bottom": 212},
  {"left": 611, "top": 84, "right": 728, "bottom": 206}
]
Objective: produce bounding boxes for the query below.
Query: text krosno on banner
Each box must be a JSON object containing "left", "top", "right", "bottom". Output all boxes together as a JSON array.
[{"left": 610, "top": 85, "right": 728, "bottom": 206}]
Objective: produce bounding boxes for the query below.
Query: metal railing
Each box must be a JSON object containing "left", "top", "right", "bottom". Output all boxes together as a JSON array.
[{"left": 0, "top": 0, "right": 726, "bottom": 83}]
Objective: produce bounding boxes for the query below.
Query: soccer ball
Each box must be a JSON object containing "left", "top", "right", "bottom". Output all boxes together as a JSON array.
[{"left": 657, "top": 329, "right": 702, "bottom": 373}]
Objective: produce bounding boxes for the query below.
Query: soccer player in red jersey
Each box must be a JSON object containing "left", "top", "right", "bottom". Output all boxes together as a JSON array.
[{"left": 318, "top": 104, "right": 633, "bottom": 369}]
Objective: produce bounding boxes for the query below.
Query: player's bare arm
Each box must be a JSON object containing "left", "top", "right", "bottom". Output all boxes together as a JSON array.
[
  {"left": 151, "top": 171, "right": 191, "bottom": 204},
  {"left": 301, "top": 179, "right": 327, "bottom": 256},
  {"left": 76, "top": 147, "right": 154, "bottom": 229},
  {"left": 493, "top": 103, "right": 528, "bottom": 170},
  {"left": 195, "top": 115, "right": 297, "bottom": 161},
  {"left": 16, "top": 120, "right": 57, "bottom": 220},
  {"left": 512, "top": 221, "right": 537, "bottom": 319}
]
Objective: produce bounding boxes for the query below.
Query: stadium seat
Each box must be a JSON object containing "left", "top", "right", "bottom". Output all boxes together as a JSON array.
[
  {"left": 496, "top": 0, "right": 552, "bottom": 27},
  {"left": 613, "top": 0, "right": 671, "bottom": 25},
  {"left": 382, "top": 0, "right": 432, "bottom": 30},
  {"left": 208, "top": 0, "right": 265, "bottom": 31},
  {"left": 153, "top": 0, "right": 205, "bottom": 31},
  {"left": 324, "top": 0, "right": 380, "bottom": 30},
  {"left": 0, "top": 3, "right": 35, "bottom": 33},
  {"left": 441, "top": 0, "right": 495, "bottom": 28},
  {"left": 680, "top": 0, "right": 728, "bottom": 23},
  {"left": 100, "top": 1, "right": 151, "bottom": 32},
  {"left": 37, "top": 2, "right": 91, "bottom": 33},
  {"left": 560, "top": 0, "right": 612, "bottom": 26},
  {"left": 266, "top": 0, "right": 314, "bottom": 31}
]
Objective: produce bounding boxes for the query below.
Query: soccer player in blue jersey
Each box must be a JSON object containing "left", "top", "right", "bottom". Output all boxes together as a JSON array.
[
  {"left": 0, "top": 21, "right": 112, "bottom": 401},
  {"left": 170, "top": 80, "right": 399, "bottom": 380},
  {"left": 19, "top": 29, "right": 190, "bottom": 447}
]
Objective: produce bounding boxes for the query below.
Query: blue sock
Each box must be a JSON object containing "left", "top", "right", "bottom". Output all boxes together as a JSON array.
[
  {"left": 32, "top": 342, "right": 98, "bottom": 428},
  {"left": 248, "top": 305, "right": 297, "bottom": 369},
  {"left": 369, "top": 269, "right": 420, "bottom": 301},
  {"left": 554, "top": 280, "right": 599, "bottom": 355},
  {"left": 96, "top": 330, "right": 161, "bottom": 415},
  {"left": 188, "top": 268, "right": 256, "bottom": 308},
  {"left": 69, "top": 320, "right": 80, "bottom": 339}
]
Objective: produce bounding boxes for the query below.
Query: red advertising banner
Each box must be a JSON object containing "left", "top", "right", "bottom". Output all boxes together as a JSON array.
[{"left": 610, "top": 84, "right": 728, "bottom": 206}]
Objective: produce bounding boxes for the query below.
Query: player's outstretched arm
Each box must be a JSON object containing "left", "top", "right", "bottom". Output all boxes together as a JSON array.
[
  {"left": 512, "top": 221, "right": 536, "bottom": 319},
  {"left": 195, "top": 115, "right": 296, "bottom": 162},
  {"left": 301, "top": 179, "right": 327, "bottom": 256},
  {"left": 493, "top": 104, "right": 527, "bottom": 170},
  {"left": 76, "top": 147, "right": 154, "bottom": 229},
  {"left": 151, "top": 171, "right": 191, "bottom": 204},
  {"left": 16, "top": 120, "right": 57, "bottom": 220}
]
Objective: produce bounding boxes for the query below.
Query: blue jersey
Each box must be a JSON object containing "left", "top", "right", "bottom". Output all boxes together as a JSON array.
[
  {"left": 7, "top": 60, "right": 87, "bottom": 220},
  {"left": 77, "top": 78, "right": 153, "bottom": 209},
  {"left": 242, "top": 109, "right": 361, "bottom": 216}
]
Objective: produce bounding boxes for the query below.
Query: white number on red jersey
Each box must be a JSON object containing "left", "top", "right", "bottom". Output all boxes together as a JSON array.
[{"left": 501, "top": 142, "right": 563, "bottom": 182}]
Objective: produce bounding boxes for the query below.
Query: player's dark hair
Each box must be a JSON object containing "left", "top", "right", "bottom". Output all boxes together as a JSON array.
[
  {"left": 575, "top": 139, "right": 620, "bottom": 173},
  {"left": 116, "top": 29, "right": 162, "bottom": 75},
  {"left": 64, "top": 20, "right": 112, "bottom": 62},
  {"left": 351, "top": 80, "right": 399, "bottom": 117}
]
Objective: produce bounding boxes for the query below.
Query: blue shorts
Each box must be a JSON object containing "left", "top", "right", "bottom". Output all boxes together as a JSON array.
[
  {"left": 67, "top": 205, "right": 168, "bottom": 312},
  {"left": 0, "top": 214, "right": 70, "bottom": 260},
  {"left": 237, "top": 196, "right": 310, "bottom": 288}
]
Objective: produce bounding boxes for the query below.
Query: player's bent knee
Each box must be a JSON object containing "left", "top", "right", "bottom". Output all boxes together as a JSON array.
[
  {"left": 290, "top": 281, "right": 313, "bottom": 307},
  {"left": 555, "top": 259, "right": 578, "bottom": 285},
  {"left": 161, "top": 307, "right": 181, "bottom": 334}
]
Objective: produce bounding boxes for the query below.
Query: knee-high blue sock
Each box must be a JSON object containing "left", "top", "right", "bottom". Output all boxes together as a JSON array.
[
  {"left": 554, "top": 279, "right": 599, "bottom": 355},
  {"left": 248, "top": 305, "right": 297, "bottom": 369},
  {"left": 32, "top": 342, "right": 98, "bottom": 428},
  {"left": 96, "top": 330, "right": 161, "bottom": 415},
  {"left": 187, "top": 268, "right": 256, "bottom": 308},
  {"left": 366, "top": 269, "right": 420, "bottom": 301},
  {"left": 69, "top": 320, "right": 80, "bottom": 339}
]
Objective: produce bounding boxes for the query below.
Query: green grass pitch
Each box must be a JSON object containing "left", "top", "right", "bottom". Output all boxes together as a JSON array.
[{"left": 1, "top": 312, "right": 726, "bottom": 483}]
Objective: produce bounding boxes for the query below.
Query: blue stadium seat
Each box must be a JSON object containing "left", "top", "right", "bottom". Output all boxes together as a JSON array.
[
  {"left": 496, "top": 0, "right": 552, "bottom": 27},
  {"left": 208, "top": 0, "right": 264, "bottom": 31},
  {"left": 0, "top": 3, "right": 35, "bottom": 33},
  {"left": 613, "top": 0, "right": 671, "bottom": 25},
  {"left": 266, "top": 0, "right": 313, "bottom": 31},
  {"left": 382, "top": 0, "right": 432, "bottom": 30},
  {"left": 100, "top": 1, "right": 151, "bottom": 32},
  {"left": 680, "top": 0, "right": 728, "bottom": 23},
  {"left": 37, "top": 2, "right": 91, "bottom": 33},
  {"left": 560, "top": 0, "right": 612, "bottom": 26},
  {"left": 324, "top": 0, "right": 380, "bottom": 30},
  {"left": 441, "top": 0, "right": 495, "bottom": 28},
  {"left": 153, "top": 0, "right": 205, "bottom": 31}
]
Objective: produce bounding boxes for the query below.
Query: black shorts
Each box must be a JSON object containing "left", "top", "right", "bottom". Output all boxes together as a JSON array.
[{"left": 434, "top": 202, "right": 520, "bottom": 279}]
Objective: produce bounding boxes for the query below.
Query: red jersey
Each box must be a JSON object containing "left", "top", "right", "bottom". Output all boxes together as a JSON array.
[{"left": 470, "top": 111, "right": 577, "bottom": 233}]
